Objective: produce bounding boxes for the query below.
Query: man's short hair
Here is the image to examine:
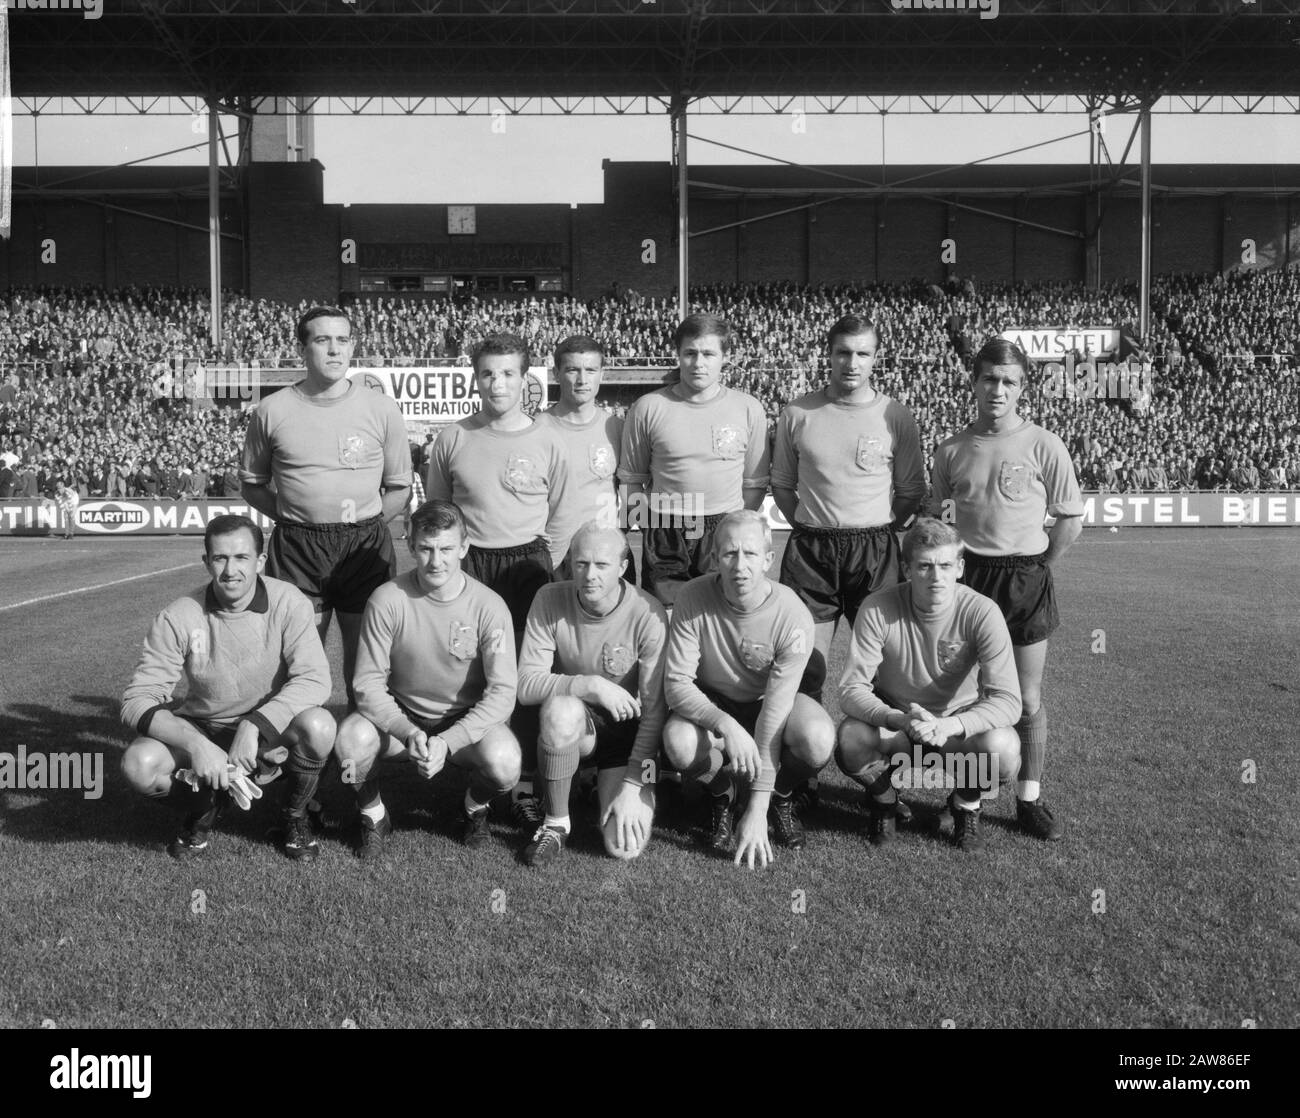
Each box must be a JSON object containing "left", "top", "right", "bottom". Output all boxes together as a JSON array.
[
  {"left": 554, "top": 335, "right": 604, "bottom": 366},
  {"left": 471, "top": 333, "right": 531, "bottom": 374},
  {"left": 826, "top": 314, "right": 879, "bottom": 352},
  {"left": 674, "top": 313, "right": 733, "bottom": 355},
  {"left": 296, "top": 306, "right": 353, "bottom": 346},
  {"left": 205, "top": 513, "right": 263, "bottom": 556},
  {"left": 713, "top": 509, "right": 772, "bottom": 554},
  {"left": 409, "top": 499, "right": 467, "bottom": 541},
  {"left": 901, "top": 517, "right": 963, "bottom": 565},
  {"left": 971, "top": 336, "right": 1031, "bottom": 383},
  {"left": 570, "top": 519, "right": 631, "bottom": 564}
]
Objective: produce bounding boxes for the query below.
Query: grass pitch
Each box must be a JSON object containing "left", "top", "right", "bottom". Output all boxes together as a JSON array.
[{"left": 0, "top": 528, "right": 1296, "bottom": 1028}]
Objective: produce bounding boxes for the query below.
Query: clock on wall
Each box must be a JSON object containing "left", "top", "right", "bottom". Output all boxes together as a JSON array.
[{"left": 448, "top": 205, "right": 477, "bottom": 235}]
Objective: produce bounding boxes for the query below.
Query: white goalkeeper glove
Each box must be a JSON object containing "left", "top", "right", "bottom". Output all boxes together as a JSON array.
[{"left": 172, "top": 764, "right": 264, "bottom": 810}]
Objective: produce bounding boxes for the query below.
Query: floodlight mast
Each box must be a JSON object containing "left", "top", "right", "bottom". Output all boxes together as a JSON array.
[
  {"left": 673, "top": 94, "right": 690, "bottom": 323},
  {"left": 207, "top": 97, "right": 221, "bottom": 352}
]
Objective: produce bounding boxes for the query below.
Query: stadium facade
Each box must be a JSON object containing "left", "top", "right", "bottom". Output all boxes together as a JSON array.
[{"left": 4, "top": 159, "right": 1298, "bottom": 302}]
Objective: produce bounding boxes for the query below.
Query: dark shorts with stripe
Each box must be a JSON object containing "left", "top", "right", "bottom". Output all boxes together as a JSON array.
[
  {"left": 640, "top": 512, "right": 727, "bottom": 607},
  {"left": 173, "top": 715, "right": 285, "bottom": 760},
  {"left": 779, "top": 522, "right": 900, "bottom": 626},
  {"left": 465, "top": 537, "right": 553, "bottom": 632},
  {"left": 554, "top": 545, "right": 637, "bottom": 587},
  {"left": 582, "top": 703, "right": 641, "bottom": 771},
  {"left": 961, "top": 550, "right": 1058, "bottom": 646},
  {"left": 266, "top": 513, "right": 395, "bottom": 616}
]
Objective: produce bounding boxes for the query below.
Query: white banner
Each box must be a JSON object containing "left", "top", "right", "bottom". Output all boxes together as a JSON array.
[
  {"left": 1001, "top": 327, "right": 1120, "bottom": 361},
  {"left": 348, "top": 366, "right": 548, "bottom": 434}
]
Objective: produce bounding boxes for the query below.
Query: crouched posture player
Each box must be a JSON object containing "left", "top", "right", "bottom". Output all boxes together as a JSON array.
[
  {"left": 333, "top": 500, "right": 522, "bottom": 858},
  {"left": 661, "top": 511, "right": 835, "bottom": 869},
  {"left": 516, "top": 522, "right": 667, "bottom": 866},
  {"left": 120, "top": 514, "right": 336, "bottom": 861},
  {"left": 836, "top": 518, "right": 1021, "bottom": 853}
]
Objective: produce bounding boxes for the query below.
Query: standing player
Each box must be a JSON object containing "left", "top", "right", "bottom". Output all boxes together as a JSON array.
[
  {"left": 516, "top": 522, "right": 666, "bottom": 866},
  {"left": 661, "top": 511, "right": 835, "bottom": 869},
  {"left": 424, "top": 333, "right": 567, "bottom": 827},
  {"left": 536, "top": 335, "right": 633, "bottom": 583},
  {"left": 931, "top": 337, "right": 1084, "bottom": 840},
  {"left": 619, "top": 313, "right": 770, "bottom": 609},
  {"left": 333, "top": 500, "right": 521, "bottom": 858},
  {"left": 836, "top": 518, "right": 1022, "bottom": 852},
  {"left": 772, "top": 314, "right": 926, "bottom": 701},
  {"left": 120, "top": 514, "right": 336, "bottom": 861},
  {"left": 240, "top": 306, "right": 411, "bottom": 706}
]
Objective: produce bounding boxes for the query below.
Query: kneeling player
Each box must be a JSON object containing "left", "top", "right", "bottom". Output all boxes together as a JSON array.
[
  {"left": 334, "top": 500, "right": 521, "bottom": 858},
  {"left": 517, "top": 522, "right": 667, "bottom": 866},
  {"left": 120, "top": 514, "right": 336, "bottom": 861},
  {"left": 661, "top": 511, "right": 834, "bottom": 869},
  {"left": 836, "top": 518, "right": 1021, "bottom": 853}
]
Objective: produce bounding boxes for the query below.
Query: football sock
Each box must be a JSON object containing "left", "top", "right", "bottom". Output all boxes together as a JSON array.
[
  {"left": 1015, "top": 704, "right": 1047, "bottom": 795},
  {"left": 283, "top": 747, "right": 327, "bottom": 820},
  {"left": 536, "top": 730, "right": 579, "bottom": 817},
  {"left": 708, "top": 766, "right": 734, "bottom": 802},
  {"left": 542, "top": 814, "right": 571, "bottom": 834},
  {"left": 1018, "top": 779, "right": 1042, "bottom": 803},
  {"left": 360, "top": 799, "right": 386, "bottom": 825},
  {"left": 843, "top": 759, "right": 897, "bottom": 804},
  {"left": 464, "top": 789, "right": 489, "bottom": 816},
  {"left": 953, "top": 794, "right": 981, "bottom": 812},
  {"left": 774, "top": 753, "right": 819, "bottom": 797}
]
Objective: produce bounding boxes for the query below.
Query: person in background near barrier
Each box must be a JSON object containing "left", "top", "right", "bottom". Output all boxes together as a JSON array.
[
  {"left": 661, "top": 511, "right": 834, "bottom": 868},
  {"left": 241, "top": 305, "right": 411, "bottom": 708},
  {"left": 537, "top": 335, "right": 635, "bottom": 586},
  {"left": 618, "top": 313, "right": 770, "bottom": 610},
  {"left": 424, "top": 332, "right": 568, "bottom": 833},
  {"left": 54, "top": 476, "right": 79, "bottom": 539},
  {"left": 930, "top": 336, "right": 1083, "bottom": 842},
  {"left": 836, "top": 517, "right": 1022, "bottom": 852},
  {"left": 119, "top": 514, "right": 336, "bottom": 862},
  {"left": 516, "top": 522, "right": 666, "bottom": 867},
  {"left": 334, "top": 499, "right": 520, "bottom": 858}
]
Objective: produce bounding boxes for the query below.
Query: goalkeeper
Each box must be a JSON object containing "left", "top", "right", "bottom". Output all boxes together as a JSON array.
[{"left": 120, "top": 514, "right": 336, "bottom": 862}]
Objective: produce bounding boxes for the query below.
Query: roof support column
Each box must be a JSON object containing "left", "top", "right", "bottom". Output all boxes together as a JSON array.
[
  {"left": 1139, "top": 104, "right": 1152, "bottom": 344},
  {"left": 672, "top": 94, "right": 689, "bottom": 321},
  {"left": 207, "top": 97, "right": 222, "bottom": 353}
]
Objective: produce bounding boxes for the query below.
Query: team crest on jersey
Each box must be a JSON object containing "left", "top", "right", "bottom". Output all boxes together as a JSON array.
[
  {"left": 504, "top": 453, "right": 548, "bottom": 495},
  {"left": 588, "top": 444, "right": 616, "bottom": 480},
  {"left": 449, "top": 621, "right": 478, "bottom": 661},
  {"left": 338, "top": 433, "right": 367, "bottom": 469},
  {"left": 998, "top": 460, "right": 1031, "bottom": 500},
  {"left": 601, "top": 642, "right": 635, "bottom": 678},
  {"left": 855, "top": 435, "right": 888, "bottom": 474},
  {"left": 712, "top": 424, "right": 746, "bottom": 460},
  {"left": 739, "top": 637, "right": 774, "bottom": 672},
  {"left": 189, "top": 628, "right": 209, "bottom": 662},
  {"left": 937, "top": 639, "right": 968, "bottom": 673}
]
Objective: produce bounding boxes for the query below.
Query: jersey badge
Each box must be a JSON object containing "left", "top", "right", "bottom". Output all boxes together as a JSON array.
[
  {"left": 711, "top": 424, "right": 746, "bottom": 461},
  {"left": 601, "top": 642, "right": 636, "bottom": 678},
  {"left": 588, "top": 444, "right": 616, "bottom": 480},
  {"left": 998, "top": 460, "right": 1031, "bottom": 500},
  {"left": 338, "top": 433, "right": 367, "bottom": 469},
  {"left": 739, "top": 637, "right": 774, "bottom": 672},
  {"left": 449, "top": 621, "right": 479, "bottom": 661},
  {"left": 937, "top": 639, "right": 968, "bottom": 673},
  {"left": 504, "top": 453, "right": 548, "bottom": 495},
  {"left": 855, "top": 435, "right": 888, "bottom": 474}
]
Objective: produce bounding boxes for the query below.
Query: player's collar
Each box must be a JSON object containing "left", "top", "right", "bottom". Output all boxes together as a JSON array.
[{"left": 205, "top": 576, "right": 269, "bottom": 614}]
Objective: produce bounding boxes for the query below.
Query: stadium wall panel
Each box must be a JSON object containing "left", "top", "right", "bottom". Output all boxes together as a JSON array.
[
  {"left": 876, "top": 199, "right": 945, "bottom": 284},
  {"left": 808, "top": 200, "right": 877, "bottom": 284},
  {"left": 247, "top": 163, "right": 341, "bottom": 304},
  {"left": 1014, "top": 196, "right": 1084, "bottom": 284},
  {"left": 688, "top": 199, "right": 742, "bottom": 286},
  {"left": 1152, "top": 196, "right": 1220, "bottom": 276},
  {"left": 947, "top": 197, "right": 1015, "bottom": 283},
  {"left": 571, "top": 163, "right": 674, "bottom": 301}
]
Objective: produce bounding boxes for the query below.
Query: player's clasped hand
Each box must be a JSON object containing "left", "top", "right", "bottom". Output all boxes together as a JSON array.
[
  {"left": 190, "top": 739, "right": 231, "bottom": 789},
  {"left": 733, "top": 807, "right": 773, "bottom": 870},
  {"left": 228, "top": 720, "right": 261, "bottom": 773},
  {"left": 410, "top": 731, "right": 448, "bottom": 781},
  {"left": 590, "top": 677, "right": 641, "bottom": 723}
]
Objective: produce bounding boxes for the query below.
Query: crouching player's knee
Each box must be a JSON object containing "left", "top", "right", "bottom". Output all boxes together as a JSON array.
[
  {"left": 537, "top": 696, "right": 587, "bottom": 779},
  {"left": 981, "top": 726, "right": 1021, "bottom": 790},
  {"left": 784, "top": 694, "right": 835, "bottom": 772},
  {"left": 286, "top": 706, "right": 336, "bottom": 761},
  {"left": 476, "top": 725, "right": 523, "bottom": 795},
  {"left": 121, "top": 738, "right": 174, "bottom": 798},
  {"left": 834, "top": 717, "right": 883, "bottom": 775},
  {"left": 661, "top": 715, "right": 708, "bottom": 776},
  {"left": 333, "top": 712, "right": 381, "bottom": 778}
]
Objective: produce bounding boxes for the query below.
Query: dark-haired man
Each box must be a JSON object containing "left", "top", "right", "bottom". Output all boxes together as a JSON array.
[
  {"left": 120, "top": 514, "right": 335, "bottom": 861},
  {"left": 619, "top": 313, "right": 770, "bottom": 609},
  {"left": 240, "top": 305, "right": 411, "bottom": 705},
  {"left": 334, "top": 500, "right": 520, "bottom": 858},
  {"left": 931, "top": 337, "right": 1084, "bottom": 840}
]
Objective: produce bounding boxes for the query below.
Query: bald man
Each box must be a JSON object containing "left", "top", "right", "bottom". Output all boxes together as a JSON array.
[{"left": 516, "top": 522, "right": 668, "bottom": 866}]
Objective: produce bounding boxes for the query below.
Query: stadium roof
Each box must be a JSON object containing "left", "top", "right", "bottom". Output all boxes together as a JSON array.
[{"left": 9, "top": 0, "right": 1300, "bottom": 104}]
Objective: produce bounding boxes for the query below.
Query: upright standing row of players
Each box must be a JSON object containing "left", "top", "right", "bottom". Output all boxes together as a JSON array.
[{"left": 120, "top": 305, "right": 1084, "bottom": 868}]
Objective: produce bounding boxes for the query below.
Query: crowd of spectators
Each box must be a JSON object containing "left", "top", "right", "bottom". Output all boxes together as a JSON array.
[{"left": 2, "top": 270, "right": 1298, "bottom": 500}]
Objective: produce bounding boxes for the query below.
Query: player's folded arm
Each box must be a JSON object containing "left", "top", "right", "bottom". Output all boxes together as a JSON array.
[
  {"left": 120, "top": 612, "right": 189, "bottom": 735},
  {"left": 444, "top": 605, "right": 517, "bottom": 751},
  {"left": 251, "top": 593, "right": 332, "bottom": 735}
]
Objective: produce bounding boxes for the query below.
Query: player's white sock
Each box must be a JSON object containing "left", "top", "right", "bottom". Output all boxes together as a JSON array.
[
  {"left": 464, "top": 790, "right": 489, "bottom": 816},
  {"left": 511, "top": 780, "right": 534, "bottom": 802},
  {"left": 543, "top": 814, "right": 571, "bottom": 834},
  {"left": 953, "top": 794, "right": 981, "bottom": 812},
  {"left": 1017, "top": 779, "right": 1041, "bottom": 803},
  {"left": 360, "top": 800, "right": 386, "bottom": 825}
]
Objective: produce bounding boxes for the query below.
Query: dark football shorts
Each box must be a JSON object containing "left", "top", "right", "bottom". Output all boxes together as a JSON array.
[
  {"left": 266, "top": 513, "right": 395, "bottom": 616},
  {"left": 694, "top": 685, "right": 765, "bottom": 738},
  {"left": 961, "top": 550, "right": 1058, "bottom": 646},
  {"left": 465, "top": 537, "right": 553, "bottom": 632},
  {"left": 385, "top": 706, "right": 483, "bottom": 759},
  {"left": 641, "top": 512, "right": 726, "bottom": 607},
  {"left": 582, "top": 703, "right": 641, "bottom": 770},
  {"left": 779, "top": 522, "right": 900, "bottom": 625},
  {"left": 555, "top": 545, "right": 637, "bottom": 587}
]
